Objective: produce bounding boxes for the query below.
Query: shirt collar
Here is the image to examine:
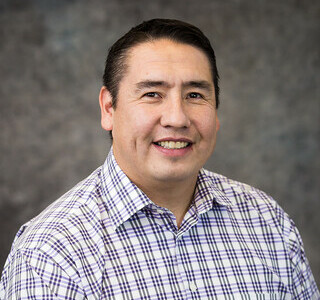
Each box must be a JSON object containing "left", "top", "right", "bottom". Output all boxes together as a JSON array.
[
  {"left": 100, "top": 149, "right": 234, "bottom": 230},
  {"left": 194, "top": 168, "right": 235, "bottom": 214},
  {"left": 100, "top": 147, "right": 152, "bottom": 231}
]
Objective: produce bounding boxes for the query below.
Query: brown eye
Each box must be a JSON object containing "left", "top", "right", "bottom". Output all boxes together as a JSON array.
[
  {"left": 188, "top": 92, "right": 202, "bottom": 99},
  {"left": 144, "top": 92, "right": 159, "bottom": 98}
]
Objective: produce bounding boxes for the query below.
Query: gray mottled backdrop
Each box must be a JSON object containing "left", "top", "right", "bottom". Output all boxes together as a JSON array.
[{"left": 1, "top": 0, "right": 319, "bottom": 286}]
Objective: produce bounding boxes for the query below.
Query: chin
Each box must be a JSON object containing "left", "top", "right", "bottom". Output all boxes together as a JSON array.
[{"left": 153, "top": 168, "right": 197, "bottom": 183}]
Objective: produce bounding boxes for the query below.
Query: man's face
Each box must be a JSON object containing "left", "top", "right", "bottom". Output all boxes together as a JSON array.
[{"left": 100, "top": 39, "right": 220, "bottom": 188}]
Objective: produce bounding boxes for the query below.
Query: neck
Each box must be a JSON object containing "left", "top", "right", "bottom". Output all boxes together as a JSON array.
[{"left": 134, "top": 176, "right": 198, "bottom": 228}]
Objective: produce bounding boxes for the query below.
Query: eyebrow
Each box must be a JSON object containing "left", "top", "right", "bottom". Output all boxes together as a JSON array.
[
  {"left": 182, "top": 80, "right": 213, "bottom": 93},
  {"left": 135, "top": 81, "right": 171, "bottom": 92},
  {"left": 135, "top": 80, "right": 213, "bottom": 93}
]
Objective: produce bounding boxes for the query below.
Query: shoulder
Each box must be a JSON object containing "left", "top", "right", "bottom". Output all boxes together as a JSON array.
[
  {"left": 201, "top": 169, "right": 319, "bottom": 297},
  {"left": 201, "top": 168, "right": 304, "bottom": 261},
  {"left": 12, "top": 166, "right": 105, "bottom": 252},
  {"left": 201, "top": 168, "right": 275, "bottom": 203},
  {"left": 0, "top": 165, "right": 110, "bottom": 297},
  {"left": 200, "top": 168, "right": 290, "bottom": 233}
]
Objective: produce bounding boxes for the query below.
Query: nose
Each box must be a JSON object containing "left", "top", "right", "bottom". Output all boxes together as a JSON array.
[{"left": 160, "top": 97, "right": 191, "bottom": 128}]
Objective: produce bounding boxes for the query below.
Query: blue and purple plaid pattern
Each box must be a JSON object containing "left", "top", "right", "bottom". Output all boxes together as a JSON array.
[{"left": 1, "top": 149, "right": 319, "bottom": 299}]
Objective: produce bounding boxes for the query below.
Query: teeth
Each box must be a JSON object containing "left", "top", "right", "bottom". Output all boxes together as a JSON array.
[{"left": 157, "top": 141, "right": 190, "bottom": 149}]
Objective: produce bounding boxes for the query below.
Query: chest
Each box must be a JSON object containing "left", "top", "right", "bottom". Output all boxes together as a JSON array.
[{"left": 95, "top": 209, "right": 293, "bottom": 299}]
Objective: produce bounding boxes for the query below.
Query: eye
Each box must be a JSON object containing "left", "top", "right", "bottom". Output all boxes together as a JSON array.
[
  {"left": 143, "top": 92, "right": 160, "bottom": 98},
  {"left": 187, "top": 92, "right": 203, "bottom": 99}
]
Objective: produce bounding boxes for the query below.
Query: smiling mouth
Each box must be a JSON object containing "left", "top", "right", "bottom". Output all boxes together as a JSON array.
[{"left": 154, "top": 141, "right": 191, "bottom": 149}]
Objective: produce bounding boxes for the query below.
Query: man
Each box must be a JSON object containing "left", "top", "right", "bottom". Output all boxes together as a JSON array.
[{"left": 0, "top": 19, "right": 319, "bottom": 299}]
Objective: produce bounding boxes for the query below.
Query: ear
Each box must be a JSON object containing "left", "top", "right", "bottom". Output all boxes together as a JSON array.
[
  {"left": 99, "top": 86, "right": 114, "bottom": 131},
  {"left": 216, "top": 113, "right": 220, "bottom": 132}
]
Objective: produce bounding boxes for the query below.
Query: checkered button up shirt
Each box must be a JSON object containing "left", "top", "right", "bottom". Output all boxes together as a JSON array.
[{"left": 1, "top": 149, "right": 319, "bottom": 299}]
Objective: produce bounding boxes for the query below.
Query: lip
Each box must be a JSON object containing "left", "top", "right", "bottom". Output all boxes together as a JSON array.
[{"left": 153, "top": 137, "right": 193, "bottom": 143}]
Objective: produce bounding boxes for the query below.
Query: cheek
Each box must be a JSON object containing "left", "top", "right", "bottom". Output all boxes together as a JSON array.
[
  {"left": 194, "top": 110, "right": 217, "bottom": 138},
  {"left": 114, "top": 107, "right": 157, "bottom": 141}
]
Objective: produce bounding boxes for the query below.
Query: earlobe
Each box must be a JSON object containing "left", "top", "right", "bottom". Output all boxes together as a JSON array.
[{"left": 99, "top": 86, "right": 114, "bottom": 131}]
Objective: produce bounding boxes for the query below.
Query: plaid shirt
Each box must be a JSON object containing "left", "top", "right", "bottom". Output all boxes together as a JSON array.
[{"left": 1, "top": 149, "right": 319, "bottom": 299}]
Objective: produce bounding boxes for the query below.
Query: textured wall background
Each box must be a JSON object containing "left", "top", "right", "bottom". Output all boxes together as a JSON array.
[{"left": 1, "top": 0, "right": 319, "bottom": 286}]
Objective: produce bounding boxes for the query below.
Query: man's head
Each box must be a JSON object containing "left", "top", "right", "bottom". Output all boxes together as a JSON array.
[
  {"left": 102, "top": 18, "right": 220, "bottom": 109},
  {"left": 99, "top": 19, "right": 220, "bottom": 189}
]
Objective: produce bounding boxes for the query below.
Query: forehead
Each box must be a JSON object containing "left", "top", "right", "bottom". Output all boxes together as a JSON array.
[{"left": 123, "top": 39, "right": 213, "bottom": 83}]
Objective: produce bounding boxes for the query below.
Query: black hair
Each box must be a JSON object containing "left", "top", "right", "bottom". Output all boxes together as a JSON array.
[{"left": 103, "top": 18, "right": 220, "bottom": 109}]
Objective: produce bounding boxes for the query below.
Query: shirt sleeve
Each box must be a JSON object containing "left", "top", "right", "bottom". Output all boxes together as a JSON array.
[
  {"left": 0, "top": 248, "right": 86, "bottom": 300},
  {"left": 282, "top": 212, "right": 320, "bottom": 299}
]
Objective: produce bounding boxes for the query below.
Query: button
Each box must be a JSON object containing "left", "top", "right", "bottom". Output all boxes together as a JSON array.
[{"left": 189, "top": 282, "right": 197, "bottom": 292}]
